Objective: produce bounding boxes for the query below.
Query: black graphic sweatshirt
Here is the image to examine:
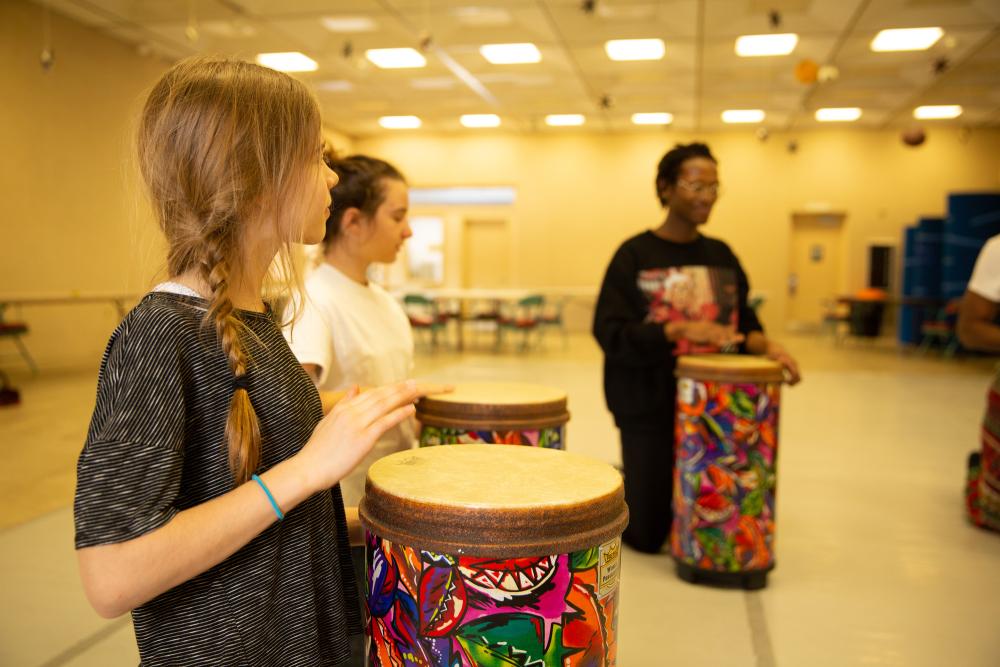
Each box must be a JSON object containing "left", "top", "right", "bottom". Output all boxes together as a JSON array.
[{"left": 592, "top": 231, "right": 764, "bottom": 430}]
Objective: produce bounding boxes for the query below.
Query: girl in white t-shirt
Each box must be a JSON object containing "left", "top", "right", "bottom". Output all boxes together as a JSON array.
[{"left": 284, "top": 155, "right": 415, "bottom": 506}]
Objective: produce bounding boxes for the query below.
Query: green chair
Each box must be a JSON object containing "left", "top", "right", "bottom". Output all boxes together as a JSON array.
[
  {"left": 402, "top": 294, "right": 447, "bottom": 348},
  {"left": 498, "top": 295, "right": 544, "bottom": 351},
  {"left": 538, "top": 296, "right": 569, "bottom": 349},
  {"left": 918, "top": 299, "right": 961, "bottom": 357}
]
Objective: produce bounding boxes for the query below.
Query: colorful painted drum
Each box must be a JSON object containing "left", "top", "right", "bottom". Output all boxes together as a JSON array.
[
  {"left": 359, "top": 445, "right": 628, "bottom": 666},
  {"left": 670, "top": 354, "right": 784, "bottom": 590},
  {"left": 417, "top": 382, "right": 570, "bottom": 449},
  {"left": 967, "top": 372, "right": 1000, "bottom": 532}
]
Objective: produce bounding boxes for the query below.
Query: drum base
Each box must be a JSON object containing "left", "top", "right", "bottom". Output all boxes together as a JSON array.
[{"left": 674, "top": 561, "right": 772, "bottom": 590}]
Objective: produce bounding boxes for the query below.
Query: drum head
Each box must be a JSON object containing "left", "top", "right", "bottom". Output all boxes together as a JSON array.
[
  {"left": 417, "top": 382, "right": 569, "bottom": 428},
  {"left": 360, "top": 445, "right": 627, "bottom": 557},
  {"left": 676, "top": 354, "right": 784, "bottom": 383}
]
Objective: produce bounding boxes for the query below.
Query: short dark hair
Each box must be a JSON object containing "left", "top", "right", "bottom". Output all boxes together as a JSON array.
[
  {"left": 655, "top": 142, "right": 717, "bottom": 206},
  {"left": 324, "top": 154, "right": 406, "bottom": 247}
]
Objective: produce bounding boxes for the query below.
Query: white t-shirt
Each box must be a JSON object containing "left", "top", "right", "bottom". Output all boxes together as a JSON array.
[
  {"left": 283, "top": 262, "right": 415, "bottom": 505},
  {"left": 968, "top": 235, "right": 1000, "bottom": 302}
]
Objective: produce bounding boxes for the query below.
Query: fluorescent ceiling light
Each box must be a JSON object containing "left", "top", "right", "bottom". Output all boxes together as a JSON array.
[
  {"left": 410, "top": 77, "right": 456, "bottom": 90},
  {"left": 480, "top": 43, "right": 541, "bottom": 64},
  {"left": 365, "top": 48, "right": 426, "bottom": 69},
  {"left": 631, "top": 112, "right": 674, "bottom": 125},
  {"left": 461, "top": 114, "right": 501, "bottom": 128},
  {"left": 379, "top": 115, "right": 422, "bottom": 129},
  {"left": 317, "top": 80, "right": 353, "bottom": 93},
  {"left": 722, "top": 109, "right": 765, "bottom": 123},
  {"left": 871, "top": 27, "right": 943, "bottom": 52},
  {"left": 321, "top": 16, "right": 377, "bottom": 33},
  {"left": 815, "top": 107, "right": 862, "bottom": 122},
  {"left": 202, "top": 20, "right": 256, "bottom": 38},
  {"left": 597, "top": 4, "right": 656, "bottom": 20},
  {"left": 453, "top": 7, "right": 511, "bottom": 26},
  {"left": 735, "top": 33, "right": 799, "bottom": 57},
  {"left": 545, "top": 114, "right": 585, "bottom": 126},
  {"left": 913, "top": 104, "right": 962, "bottom": 119},
  {"left": 605, "top": 38, "right": 665, "bottom": 61},
  {"left": 256, "top": 52, "right": 317, "bottom": 72}
]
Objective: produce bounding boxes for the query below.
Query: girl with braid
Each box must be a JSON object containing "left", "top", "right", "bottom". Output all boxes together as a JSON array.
[{"left": 73, "top": 57, "right": 442, "bottom": 666}]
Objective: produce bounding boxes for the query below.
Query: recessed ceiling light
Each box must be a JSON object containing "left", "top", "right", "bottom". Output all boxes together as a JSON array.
[
  {"left": 480, "top": 43, "right": 542, "bottom": 64},
  {"left": 815, "top": 107, "right": 862, "bottom": 122},
  {"left": 321, "top": 16, "right": 377, "bottom": 33},
  {"left": 256, "top": 52, "right": 318, "bottom": 72},
  {"left": 316, "top": 80, "right": 353, "bottom": 93},
  {"left": 478, "top": 73, "right": 553, "bottom": 86},
  {"left": 913, "top": 104, "right": 962, "bottom": 119},
  {"left": 461, "top": 114, "right": 501, "bottom": 128},
  {"left": 453, "top": 7, "right": 511, "bottom": 27},
  {"left": 201, "top": 20, "right": 256, "bottom": 38},
  {"left": 366, "top": 48, "right": 426, "bottom": 69},
  {"left": 722, "top": 109, "right": 765, "bottom": 123},
  {"left": 596, "top": 4, "right": 656, "bottom": 20},
  {"left": 871, "top": 27, "right": 943, "bottom": 52},
  {"left": 410, "top": 77, "right": 457, "bottom": 90},
  {"left": 545, "top": 114, "right": 585, "bottom": 126},
  {"left": 379, "top": 115, "right": 422, "bottom": 129},
  {"left": 631, "top": 112, "right": 674, "bottom": 125},
  {"left": 735, "top": 33, "right": 799, "bottom": 57},
  {"left": 605, "top": 39, "right": 665, "bottom": 61}
]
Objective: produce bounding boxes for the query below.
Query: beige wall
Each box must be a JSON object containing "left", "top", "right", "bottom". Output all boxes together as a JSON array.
[
  {"left": 0, "top": 0, "right": 168, "bottom": 370},
  {"left": 355, "top": 127, "right": 1000, "bottom": 334},
  {"left": 0, "top": 1, "right": 352, "bottom": 371},
  {"left": 2, "top": 0, "right": 998, "bottom": 369}
]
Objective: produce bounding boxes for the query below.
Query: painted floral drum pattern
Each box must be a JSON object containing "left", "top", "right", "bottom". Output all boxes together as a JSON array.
[
  {"left": 967, "top": 373, "right": 1000, "bottom": 532},
  {"left": 418, "top": 425, "right": 564, "bottom": 449},
  {"left": 670, "top": 375, "right": 781, "bottom": 573},
  {"left": 361, "top": 446, "right": 626, "bottom": 666},
  {"left": 365, "top": 532, "right": 621, "bottom": 666}
]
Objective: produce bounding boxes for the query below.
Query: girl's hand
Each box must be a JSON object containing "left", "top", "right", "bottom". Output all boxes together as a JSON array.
[
  {"left": 297, "top": 381, "right": 420, "bottom": 492},
  {"left": 296, "top": 381, "right": 454, "bottom": 492}
]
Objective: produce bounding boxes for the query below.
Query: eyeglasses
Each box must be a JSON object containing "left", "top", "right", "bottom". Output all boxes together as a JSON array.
[{"left": 676, "top": 180, "right": 722, "bottom": 197}]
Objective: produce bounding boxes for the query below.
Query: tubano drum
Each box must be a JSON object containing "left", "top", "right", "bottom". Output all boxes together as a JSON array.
[
  {"left": 360, "top": 445, "right": 628, "bottom": 666},
  {"left": 670, "top": 354, "right": 784, "bottom": 590},
  {"left": 417, "top": 382, "right": 570, "bottom": 449}
]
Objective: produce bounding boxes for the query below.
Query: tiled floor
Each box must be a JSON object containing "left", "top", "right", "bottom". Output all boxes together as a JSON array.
[{"left": 1, "top": 332, "right": 999, "bottom": 665}]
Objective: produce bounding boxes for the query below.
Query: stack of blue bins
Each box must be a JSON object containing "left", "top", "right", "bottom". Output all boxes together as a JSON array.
[
  {"left": 943, "top": 193, "right": 1000, "bottom": 300},
  {"left": 899, "top": 193, "right": 1000, "bottom": 348},
  {"left": 899, "top": 218, "right": 944, "bottom": 345}
]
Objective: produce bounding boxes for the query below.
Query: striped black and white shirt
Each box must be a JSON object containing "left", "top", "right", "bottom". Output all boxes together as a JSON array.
[{"left": 74, "top": 290, "right": 362, "bottom": 666}]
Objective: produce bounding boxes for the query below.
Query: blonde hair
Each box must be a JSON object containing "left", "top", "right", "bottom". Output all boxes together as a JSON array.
[{"left": 137, "top": 57, "right": 320, "bottom": 485}]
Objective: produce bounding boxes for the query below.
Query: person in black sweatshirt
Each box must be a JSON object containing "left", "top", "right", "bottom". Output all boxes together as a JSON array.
[{"left": 593, "top": 142, "right": 801, "bottom": 554}]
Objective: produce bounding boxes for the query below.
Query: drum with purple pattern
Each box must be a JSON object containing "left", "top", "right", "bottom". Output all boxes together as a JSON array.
[
  {"left": 360, "top": 445, "right": 628, "bottom": 666},
  {"left": 670, "top": 354, "right": 785, "bottom": 590}
]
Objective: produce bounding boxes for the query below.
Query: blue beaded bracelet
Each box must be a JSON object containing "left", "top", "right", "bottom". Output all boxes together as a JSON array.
[{"left": 251, "top": 474, "right": 285, "bottom": 521}]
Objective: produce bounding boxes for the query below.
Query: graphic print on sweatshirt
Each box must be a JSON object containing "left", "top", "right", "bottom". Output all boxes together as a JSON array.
[{"left": 638, "top": 266, "right": 739, "bottom": 355}]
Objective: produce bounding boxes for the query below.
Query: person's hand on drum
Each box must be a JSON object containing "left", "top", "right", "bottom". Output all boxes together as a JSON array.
[
  {"left": 766, "top": 341, "right": 802, "bottom": 385},
  {"left": 666, "top": 320, "right": 745, "bottom": 349},
  {"left": 296, "top": 380, "right": 439, "bottom": 492}
]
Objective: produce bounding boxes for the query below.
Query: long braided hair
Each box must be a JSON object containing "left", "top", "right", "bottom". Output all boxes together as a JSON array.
[{"left": 137, "top": 57, "right": 320, "bottom": 484}]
